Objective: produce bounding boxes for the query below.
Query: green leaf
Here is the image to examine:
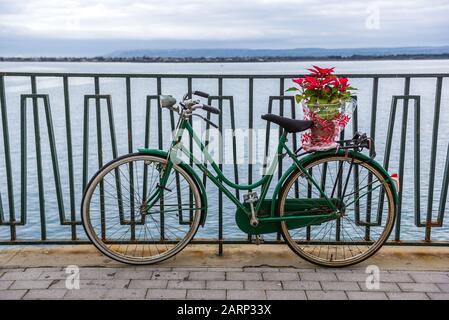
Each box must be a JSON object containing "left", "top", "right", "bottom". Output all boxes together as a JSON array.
[
  {"left": 295, "top": 94, "right": 302, "bottom": 104},
  {"left": 286, "top": 87, "right": 299, "bottom": 92}
]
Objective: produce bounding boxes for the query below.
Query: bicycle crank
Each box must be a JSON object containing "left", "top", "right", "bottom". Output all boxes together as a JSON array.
[{"left": 243, "top": 192, "right": 259, "bottom": 227}]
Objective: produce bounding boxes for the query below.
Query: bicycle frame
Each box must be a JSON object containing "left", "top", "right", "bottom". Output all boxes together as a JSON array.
[{"left": 145, "top": 117, "right": 339, "bottom": 222}]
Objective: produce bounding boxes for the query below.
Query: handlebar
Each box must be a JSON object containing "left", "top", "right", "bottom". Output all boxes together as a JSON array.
[
  {"left": 201, "top": 104, "right": 220, "bottom": 114},
  {"left": 193, "top": 90, "right": 210, "bottom": 98},
  {"left": 160, "top": 90, "right": 220, "bottom": 116}
]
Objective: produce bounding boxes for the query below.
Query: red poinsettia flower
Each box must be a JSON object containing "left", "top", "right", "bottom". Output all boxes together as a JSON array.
[
  {"left": 292, "top": 78, "right": 305, "bottom": 85},
  {"left": 319, "top": 77, "right": 334, "bottom": 86},
  {"left": 308, "top": 65, "right": 335, "bottom": 77},
  {"left": 331, "top": 77, "right": 350, "bottom": 92},
  {"left": 288, "top": 66, "right": 356, "bottom": 118}
]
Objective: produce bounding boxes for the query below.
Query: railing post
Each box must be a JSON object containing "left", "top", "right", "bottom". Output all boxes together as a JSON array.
[
  {"left": 0, "top": 75, "right": 17, "bottom": 240},
  {"left": 63, "top": 76, "right": 77, "bottom": 240},
  {"left": 425, "top": 77, "right": 443, "bottom": 240}
]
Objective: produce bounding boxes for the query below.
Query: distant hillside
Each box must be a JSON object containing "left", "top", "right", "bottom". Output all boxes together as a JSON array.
[{"left": 107, "top": 46, "right": 449, "bottom": 58}]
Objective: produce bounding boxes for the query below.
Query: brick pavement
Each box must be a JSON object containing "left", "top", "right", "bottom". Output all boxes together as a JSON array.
[{"left": 1, "top": 266, "right": 448, "bottom": 300}]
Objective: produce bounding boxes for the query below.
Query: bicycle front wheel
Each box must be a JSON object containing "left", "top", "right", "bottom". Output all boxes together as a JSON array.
[
  {"left": 279, "top": 153, "right": 396, "bottom": 267},
  {"left": 81, "top": 153, "right": 202, "bottom": 265}
]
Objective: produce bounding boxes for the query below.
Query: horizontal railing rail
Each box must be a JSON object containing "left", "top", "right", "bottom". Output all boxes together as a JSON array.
[
  {"left": 0, "top": 71, "right": 448, "bottom": 254},
  {"left": 2, "top": 72, "right": 449, "bottom": 78}
]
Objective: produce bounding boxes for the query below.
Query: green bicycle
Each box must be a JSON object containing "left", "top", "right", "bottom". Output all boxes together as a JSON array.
[{"left": 81, "top": 91, "right": 398, "bottom": 267}]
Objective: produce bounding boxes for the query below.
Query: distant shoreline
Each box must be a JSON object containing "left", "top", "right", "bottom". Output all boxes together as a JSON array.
[{"left": 1, "top": 54, "right": 449, "bottom": 63}]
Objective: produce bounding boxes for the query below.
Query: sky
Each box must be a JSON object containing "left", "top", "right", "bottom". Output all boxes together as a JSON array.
[{"left": 1, "top": 0, "right": 449, "bottom": 56}]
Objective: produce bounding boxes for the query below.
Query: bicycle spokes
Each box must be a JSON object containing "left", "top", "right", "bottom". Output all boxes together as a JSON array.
[
  {"left": 279, "top": 154, "right": 396, "bottom": 267},
  {"left": 82, "top": 154, "right": 202, "bottom": 264}
]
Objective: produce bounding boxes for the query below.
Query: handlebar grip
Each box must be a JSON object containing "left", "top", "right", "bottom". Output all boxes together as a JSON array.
[
  {"left": 193, "top": 90, "right": 210, "bottom": 98},
  {"left": 202, "top": 104, "right": 220, "bottom": 114}
]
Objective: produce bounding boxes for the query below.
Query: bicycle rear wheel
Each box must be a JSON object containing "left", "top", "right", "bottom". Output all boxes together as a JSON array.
[
  {"left": 278, "top": 153, "right": 396, "bottom": 267},
  {"left": 81, "top": 153, "right": 202, "bottom": 265}
]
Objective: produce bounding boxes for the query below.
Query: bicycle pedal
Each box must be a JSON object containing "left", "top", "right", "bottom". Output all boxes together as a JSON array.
[{"left": 243, "top": 192, "right": 258, "bottom": 203}]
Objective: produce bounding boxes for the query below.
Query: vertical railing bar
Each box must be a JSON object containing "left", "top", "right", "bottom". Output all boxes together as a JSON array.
[
  {"left": 425, "top": 77, "right": 443, "bottom": 239},
  {"left": 125, "top": 78, "right": 136, "bottom": 240},
  {"left": 142, "top": 95, "right": 159, "bottom": 219},
  {"left": 396, "top": 102, "right": 408, "bottom": 242},
  {"left": 350, "top": 95, "right": 361, "bottom": 232},
  {"left": 382, "top": 96, "right": 397, "bottom": 239},
  {"left": 168, "top": 100, "right": 183, "bottom": 225},
  {"left": 20, "top": 95, "right": 27, "bottom": 228},
  {"left": 247, "top": 78, "right": 254, "bottom": 242},
  {"left": 0, "top": 75, "right": 17, "bottom": 239},
  {"left": 438, "top": 143, "right": 449, "bottom": 221},
  {"left": 414, "top": 97, "right": 421, "bottom": 232},
  {"left": 142, "top": 96, "right": 152, "bottom": 201},
  {"left": 31, "top": 76, "right": 47, "bottom": 240},
  {"left": 370, "top": 77, "right": 380, "bottom": 230},
  {"left": 395, "top": 78, "right": 411, "bottom": 241},
  {"left": 278, "top": 79, "right": 284, "bottom": 180},
  {"left": 306, "top": 167, "right": 312, "bottom": 240},
  {"left": 203, "top": 108, "right": 211, "bottom": 187},
  {"left": 188, "top": 78, "right": 194, "bottom": 222},
  {"left": 42, "top": 95, "right": 66, "bottom": 227},
  {"left": 335, "top": 161, "right": 343, "bottom": 242},
  {"left": 248, "top": 78, "right": 254, "bottom": 186},
  {"left": 320, "top": 164, "right": 328, "bottom": 193},
  {"left": 126, "top": 77, "right": 133, "bottom": 153},
  {"left": 365, "top": 79, "right": 378, "bottom": 239},
  {"left": 126, "top": 77, "right": 137, "bottom": 237},
  {"left": 93, "top": 77, "right": 106, "bottom": 240},
  {"left": 0, "top": 190, "right": 3, "bottom": 223},
  {"left": 82, "top": 95, "right": 90, "bottom": 190},
  {"left": 229, "top": 98, "right": 240, "bottom": 200},
  {"left": 157, "top": 77, "right": 163, "bottom": 149},
  {"left": 144, "top": 96, "right": 152, "bottom": 149},
  {"left": 63, "top": 77, "right": 77, "bottom": 238},
  {"left": 262, "top": 97, "right": 273, "bottom": 176},
  {"left": 399, "top": 78, "right": 410, "bottom": 243},
  {"left": 277, "top": 78, "right": 284, "bottom": 241},
  {"left": 156, "top": 77, "right": 164, "bottom": 240},
  {"left": 290, "top": 97, "right": 300, "bottom": 199},
  {"left": 218, "top": 77, "right": 224, "bottom": 255},
  {"left": 106, "top": 97, "right": 120, "bottom": 156}
]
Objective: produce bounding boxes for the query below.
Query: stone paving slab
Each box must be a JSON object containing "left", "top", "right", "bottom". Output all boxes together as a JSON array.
[
  {"left": 207, "top": 280, "right": 244, "bottom": 290},
  {"left": 187, "top": 289, "right": 226, "bottom": 300},
  {"left": 0, "top": 265, "right": 448, "bottom": 300},
  {"left": 23, "top": 289, "right": 68, "bottom": 300},
  {"left": 266, "top": 290, "right": 307, "bottom": 300},
  {"left": 3, "top": 245, "right": 449, "bottom": 273},
  {"left": 346, "top": 291, "right": 388, "bottom": 300}
]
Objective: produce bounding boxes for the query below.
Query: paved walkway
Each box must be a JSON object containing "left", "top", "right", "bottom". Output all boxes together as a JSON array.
[
  {"left": 1, "top": 265, "right": 449, "bottom": 300},
  {"left": 1, "top": 245, "right": 449, "bottom": 300}
]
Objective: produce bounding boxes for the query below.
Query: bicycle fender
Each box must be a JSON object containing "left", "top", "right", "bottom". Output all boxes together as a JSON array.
[{"left": 137, "top": 148, "right": 209, "bottom": 226}]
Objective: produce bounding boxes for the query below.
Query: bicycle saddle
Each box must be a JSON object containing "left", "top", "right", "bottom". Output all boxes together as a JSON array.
[{"left": 261, "top": 114, "right": 313, "bottom": 133}]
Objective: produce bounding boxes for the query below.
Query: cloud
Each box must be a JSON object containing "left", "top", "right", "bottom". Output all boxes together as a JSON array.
[{"left": 0, "top": 0, "right": 448, "bottom": 47}]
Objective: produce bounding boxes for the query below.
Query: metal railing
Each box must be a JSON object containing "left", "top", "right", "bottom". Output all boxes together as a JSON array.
[{"left": 0, "top": 71, "right": 448, "bottom": 253}]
